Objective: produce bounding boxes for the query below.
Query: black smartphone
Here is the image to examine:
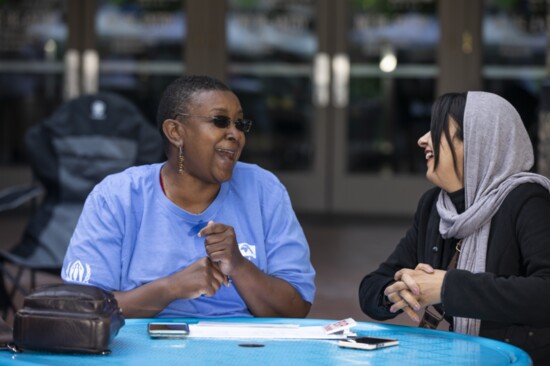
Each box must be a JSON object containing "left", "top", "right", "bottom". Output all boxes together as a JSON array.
[
  {"left": 148, "top": 322, "right": 190, "bottom": 338},
  {"left": 337, "top": 336, "right": 399, "bottom": 350}
]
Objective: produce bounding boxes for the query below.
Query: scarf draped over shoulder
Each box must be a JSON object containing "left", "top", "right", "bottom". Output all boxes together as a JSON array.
[{"left": 435, "top": 91, "right": 550, "bottom": 335}]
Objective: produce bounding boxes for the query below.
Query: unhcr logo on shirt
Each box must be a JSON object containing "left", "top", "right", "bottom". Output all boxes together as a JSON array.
[
  {"left": 238, "top": 243, "right": 256, "bottom": 261},
  {"left": 65, "top": 260, "right": 92, "bottom": 283}
]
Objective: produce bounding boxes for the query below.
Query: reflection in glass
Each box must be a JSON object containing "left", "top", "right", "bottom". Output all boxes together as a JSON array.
[
  {"left": 348, "top": 77, "right": 435, "bottom": 174},
  {"left": 483, "top": 0, "right": 546, "bottom": 166},
  {"left": 97, "top": 0, "right": 184, "bottom": 62},
  {"left": 227, "top": 0, "right": 316, "bottom": 171},
  {"left": 233, "top": 75, "right": 313, "bottom": 170},
  {"left": 0, "top": 0, "right": 66, "bottom": 164},
  {"left": 349, "top": 0, "right": 437, "bottom": 65},
  {"left": 97, "top": 0, "right": 185, "bottom": 128},
  {"left": 483, "top": 0, "right": 546, "bottom": 66},
  {"left": 348, "top": 0, "right": 438, "bottom": 174}
]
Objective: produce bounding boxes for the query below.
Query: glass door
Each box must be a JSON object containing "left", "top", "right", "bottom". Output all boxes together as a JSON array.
[
  {"left": 482, "top": 0, "right": 546, "bottom": 168},
  {"left": 95, "top": 0, "right": 185, "bottom": 127},
  {"left": 226, "top": 0, "right": 330, "bottom": 211},
  {"left": 0, "top": 0, "right": 67, "bottom": 189},
  {"left": 2, "top": 0, "right": 499, "bottom": 216},
  {"left": 225, "top": 0, "right": 442, "bottom": 215},
  {"left": 0, "top": 0, "right": 66, "bottom": 166},
  {"left": 331, "top": 0, "right": 438, "bottom": 215}
]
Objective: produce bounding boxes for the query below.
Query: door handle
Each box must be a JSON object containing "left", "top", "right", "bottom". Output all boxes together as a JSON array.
[
  {"left": 82, "top": 49, "right": 99, "bottom": 94},
  {"left": 64, "top": 49, "right": 80, "bottom": 101},
  {"left": 313, "top": 52, "right": 330, "bottom": 107},
  {"left": 332, "top": 53, "right": 349, "bottom": 108}
]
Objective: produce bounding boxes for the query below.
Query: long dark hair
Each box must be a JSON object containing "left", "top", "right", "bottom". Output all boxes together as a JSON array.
[{"left": 430, "top": 92, "right": 467, "bottom": 178}]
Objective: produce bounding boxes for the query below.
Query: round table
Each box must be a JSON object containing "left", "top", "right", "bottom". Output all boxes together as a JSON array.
[{"left": 0, "top": 318, "right": 532, "bottom": 365}]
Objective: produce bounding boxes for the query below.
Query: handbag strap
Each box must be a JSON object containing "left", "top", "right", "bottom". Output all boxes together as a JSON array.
[{"left": 418, "top": 240, "right": 462, "bottom": 329}]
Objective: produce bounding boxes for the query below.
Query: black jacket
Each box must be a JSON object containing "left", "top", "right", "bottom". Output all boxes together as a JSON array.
[{"left": 359, "top": 183, "right": 550, "bottom": 365}]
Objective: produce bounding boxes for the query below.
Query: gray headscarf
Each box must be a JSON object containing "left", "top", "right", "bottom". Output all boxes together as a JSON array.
[{"left": 436, "top": 91, "right": 550, "bottom": 335}]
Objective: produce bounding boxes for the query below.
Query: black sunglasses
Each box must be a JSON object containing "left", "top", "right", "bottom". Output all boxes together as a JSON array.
[{"left": 175, "top": 113, "right": 252, "bottom": 133}]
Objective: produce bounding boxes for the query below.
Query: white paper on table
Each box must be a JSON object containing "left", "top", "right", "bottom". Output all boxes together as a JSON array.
[{"left": 187, "top": 318, "right": 357, "bottom": 339}]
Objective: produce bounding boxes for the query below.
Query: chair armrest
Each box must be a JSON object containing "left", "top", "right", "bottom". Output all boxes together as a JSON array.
[{"left": 0, "top": 185, "right": 44, "bottom": 212}]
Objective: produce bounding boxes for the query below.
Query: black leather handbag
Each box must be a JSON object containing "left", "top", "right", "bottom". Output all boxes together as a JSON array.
[{"left": 13, "top": 283, "right": 125, "bottom": 354}]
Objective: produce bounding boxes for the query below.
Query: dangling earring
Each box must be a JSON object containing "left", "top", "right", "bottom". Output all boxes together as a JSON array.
[{"left": 178, "top": 145, "right": 185, "bottom": 175}]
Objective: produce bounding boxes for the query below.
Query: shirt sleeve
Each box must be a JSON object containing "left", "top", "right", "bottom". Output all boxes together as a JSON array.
[
  {"left": 61, "top": 183, "right": 124, "bottom": 291},
  {"left": 262, "top": 187, "right": 316, "bottom": 304}
]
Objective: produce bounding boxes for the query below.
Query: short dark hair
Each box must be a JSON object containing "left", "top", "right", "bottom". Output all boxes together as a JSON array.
[
  {"left": 430, "top": 92, "right": 467, "bottom": 177},
  {"left": 156, "top": 75, "right": 231, "bottom": 144}
]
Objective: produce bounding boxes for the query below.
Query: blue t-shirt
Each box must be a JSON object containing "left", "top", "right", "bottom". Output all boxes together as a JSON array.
[{"left": 61, "top": 162, "right": 316, "bottom": 318}]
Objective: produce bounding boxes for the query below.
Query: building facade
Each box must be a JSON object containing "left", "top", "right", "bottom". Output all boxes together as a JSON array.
[{"left": 0, "top": 0, "right": 546, "bottom": 215}]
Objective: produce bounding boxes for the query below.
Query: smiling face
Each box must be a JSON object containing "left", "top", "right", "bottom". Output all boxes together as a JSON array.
[
  {"left": 417, "top": 117, "right": 464, "bottom": 192},
  {"left": 178, "top": 90, "right": 246, "bottom": 184}
]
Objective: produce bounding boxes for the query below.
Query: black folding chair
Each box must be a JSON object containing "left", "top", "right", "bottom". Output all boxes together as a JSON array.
[{"left": 0, "top": 92, "right": 164, "bottom": 319}]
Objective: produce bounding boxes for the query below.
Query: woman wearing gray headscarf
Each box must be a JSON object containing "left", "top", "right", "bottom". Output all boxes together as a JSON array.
[{"left": 359, "top": 91, "right": 550, "bottom": 364}]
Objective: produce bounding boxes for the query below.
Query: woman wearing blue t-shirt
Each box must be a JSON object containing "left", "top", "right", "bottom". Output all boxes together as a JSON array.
[{"left": 62, "top": 75, "right": 315, "bottom": 319}]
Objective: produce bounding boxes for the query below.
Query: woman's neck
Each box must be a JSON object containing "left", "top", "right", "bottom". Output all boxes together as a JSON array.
[
  {"left": 447, "top": 188, "right": 466, "bottom": 214},
  {"left": 160, "top": 163, "right": 220, "bottom": 214}
]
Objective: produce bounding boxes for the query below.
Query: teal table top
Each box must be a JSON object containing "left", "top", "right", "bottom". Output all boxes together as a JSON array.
[{"left": 0, "top": 318, "right": 532, "bottom": 365}]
